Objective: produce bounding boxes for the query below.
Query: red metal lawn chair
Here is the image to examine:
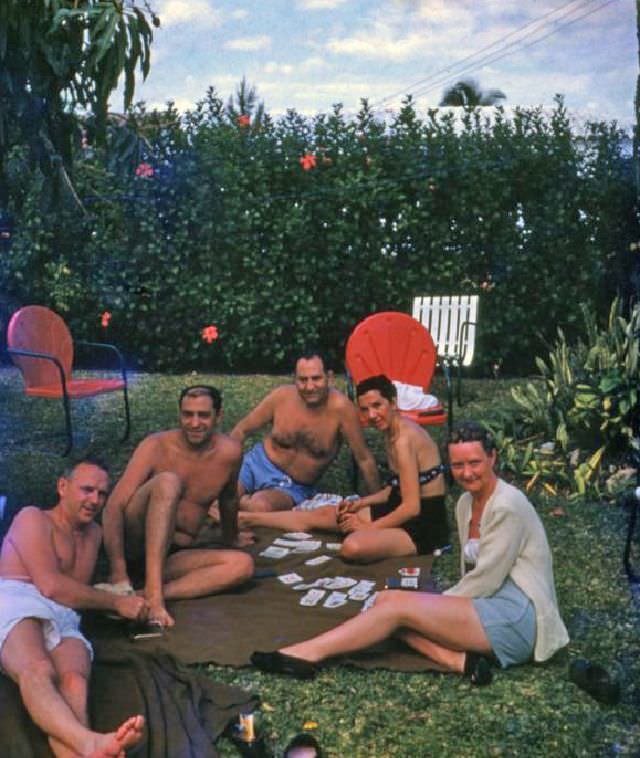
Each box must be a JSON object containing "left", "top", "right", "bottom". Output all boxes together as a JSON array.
[
  {"left": 345, "top": 311, "right": 449, "bottom": 487},
  {"left": 7, "top": 305, "right": 130, "bottom": 455}
]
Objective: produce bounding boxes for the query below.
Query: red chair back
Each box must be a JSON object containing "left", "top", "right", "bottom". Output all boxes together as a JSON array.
[
  {"left": 345, "top": 311, "right": 438, "bottom": 390},
  {"left": 7, "top": 306, "right": 73, "bottom": 389}
]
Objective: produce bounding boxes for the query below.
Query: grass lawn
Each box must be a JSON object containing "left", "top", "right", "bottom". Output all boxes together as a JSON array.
[{"left": 1, "top": 368, "right": 638, "bottom": 757}]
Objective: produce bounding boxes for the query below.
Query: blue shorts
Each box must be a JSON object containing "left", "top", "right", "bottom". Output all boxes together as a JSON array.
[
  {"left": 473, "top": 578, "right": 536, "bottom": 668},
  {"left": 239, "top": 443, "right": 317, "bottom": 506}
]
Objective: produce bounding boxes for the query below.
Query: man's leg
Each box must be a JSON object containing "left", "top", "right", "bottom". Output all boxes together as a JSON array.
[
  {"left": 48, "top": 637, "right": 91, "bottom": 757},
  {"left": 238, "top": 504, "right": 338, "bottom": 531},
  {"left": 339, "top": 528, "right": 419, "bottom": 563},
  {"left": 124, "top": 472, "right": 183, "bottom": 627},
  {"left": 279, "top": 589, "right": 492, "bottom": 673},
  {"left": 0, "top": 619, "right": 145, "bottom": 757},
  {"left": 162, "top": 548, "right": 254, "bottom": 600},
  {"left": 239, "top": 488, "right": 295, "bottom": 512}
]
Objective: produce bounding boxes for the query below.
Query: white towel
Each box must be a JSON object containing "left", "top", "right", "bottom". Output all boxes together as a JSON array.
[{"left": 392, "top": 380, "right": 439, "bottom": 410}]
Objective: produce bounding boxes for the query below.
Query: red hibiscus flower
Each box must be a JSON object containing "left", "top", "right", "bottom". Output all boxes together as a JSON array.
[
  {"left": 135, "top": 162, "right": 154, "bottom": 178},
  {"left": 201, "top": 324, "right": 219, "bottom": 344},
  {"left": 299, "top": 154, "right": 317, "bottom": 171},
  {"left": 100, "top": 311, "right": 112, "bottom": 328},
  {"left": 237, "top": 114, "right": 250, "bottom": 127}
]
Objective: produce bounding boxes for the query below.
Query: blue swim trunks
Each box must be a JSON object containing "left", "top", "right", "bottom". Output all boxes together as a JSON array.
[{"left": 239, "top": 443, "right": 317, "bottom": 506}]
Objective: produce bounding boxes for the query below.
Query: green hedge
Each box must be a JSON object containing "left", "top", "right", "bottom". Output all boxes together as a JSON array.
[{"left": 1, "top": 94, "right": 636, "bottom": 373}]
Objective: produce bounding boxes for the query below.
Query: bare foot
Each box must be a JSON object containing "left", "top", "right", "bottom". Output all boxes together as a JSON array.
[
  {"left": 85, "top": 715, "right": 145, "bottom": 757},
  {"left": 147, "top": 601, "right": 174, "bottom": 628}
]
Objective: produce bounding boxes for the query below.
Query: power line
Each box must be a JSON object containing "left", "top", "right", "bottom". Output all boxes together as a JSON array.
[
  {"left": 371, "top": 0, "right": 591, "bottom": 109},
  {"left": 371, "top": 0, "right": 617, "bottom": 110},
  {"left": 407, "top": 0, "right": 618, "bottom": 104}
]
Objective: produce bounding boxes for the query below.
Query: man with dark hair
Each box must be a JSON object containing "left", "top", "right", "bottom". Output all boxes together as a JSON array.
[
  {"left": 0, "top": 459, "right": 147, "bottom": 757},
  {"left": 102, "top": 385, "right": 254, "bottom": 628},
  {"left": 230, "top": 352, "right": 380, "bottom": 512}
]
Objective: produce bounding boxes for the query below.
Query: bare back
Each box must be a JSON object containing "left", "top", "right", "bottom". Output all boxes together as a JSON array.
[{"left": 264, "top": 386, "right": 349, "bottom": 484}]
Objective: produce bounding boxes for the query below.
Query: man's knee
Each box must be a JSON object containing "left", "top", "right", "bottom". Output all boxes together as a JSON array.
[
  {"left": 148, "top": 471, "right": 184, "bottom": 501},
  {"left": 224, "top": 551, "right": 254, "bottom": 585},
  {"left": 245, "top": 490, "right": 293, "bottom": 512},
  {"left": 59, "top": 668, "right": 88, "bottom": 701}
]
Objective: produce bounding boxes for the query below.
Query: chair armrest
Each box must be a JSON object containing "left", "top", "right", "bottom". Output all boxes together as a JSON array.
[
  {"left": 74, "top": 340, "right": 128, "bottom": 384},
  {"left": 7, "top": 348, "right": 68, "bottom": 393},
  {"left": 457, "top": 320, "right": 477, "bottom": 365}
]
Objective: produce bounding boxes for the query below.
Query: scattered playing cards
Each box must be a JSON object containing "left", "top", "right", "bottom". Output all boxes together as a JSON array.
[
  {"left": 304, "top": 554, "right": 332, "bottom": 566},
  {"left": 259, "top": 545, "right": 289, "bottom": 559},
  {"left": 361, "top": 591, "right": 379, "bottom": 612},
  {"left": 282, "top": 532, "right": 313, "bottom": 540},
  {"left": 300, "top": 589, "right": 326, "bottom": 606},
  {"left": 325, "top": 543, "right": 342, "bottom": 551},
  {"left": 324, "top": 591, "right": 348, "bottom": 608},
  {"left": 348, "top": 579, "right": 376, "bottom": 601},
  {"left": 278, "top": 572, "right": 304, "bottom": 585},
  {"left": 291, "top": 540, "right": 322, "bottom": 553}
]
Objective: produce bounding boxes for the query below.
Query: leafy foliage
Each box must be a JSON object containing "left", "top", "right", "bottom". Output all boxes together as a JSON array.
[
  {"left": 499, "top": 299, "right": 640, "bottom": 498},
  {"left": 1, "top": 91, "right": 636, "bottom": 373},
  {"left": 0, "top": 0, "right": 157, "bottom": 209},
  {"left": 439, "top": 78, "right": 506, "bottom": 107}
]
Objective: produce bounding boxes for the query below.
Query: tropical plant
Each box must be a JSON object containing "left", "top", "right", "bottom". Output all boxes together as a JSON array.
[
  {"left": 509, "top": 299, "right": 640, "bottom": 496},
  {"left": 0, "top": 0, "right": 157, "bottom": 209},
  {"left": 439, "top": 78, "right": 506, "bottom": 107}
]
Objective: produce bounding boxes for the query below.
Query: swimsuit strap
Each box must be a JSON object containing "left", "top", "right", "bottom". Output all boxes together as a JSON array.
[{"left": 386, "top": 463, "right": 447, "bottom": 488}]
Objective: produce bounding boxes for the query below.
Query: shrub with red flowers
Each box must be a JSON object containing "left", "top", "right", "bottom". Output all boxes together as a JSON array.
[{"left": 299, "top": 153, "right": 316, "bottom": 171}]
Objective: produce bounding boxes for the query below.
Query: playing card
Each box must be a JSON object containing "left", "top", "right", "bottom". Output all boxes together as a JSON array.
[
  {"left": 273, "top": 538, "right": 310, "bottom": 549},
  {"left": 361, "top": 591, "right": 379, "bottom": 612},
  {"left": 278, "top": 572, "right": 304, "bottom": 585},
  {"left": 325, "top": 543, "right": 342, "bottom": 551},
  {"left": 304, "top": 554, "right": 332, "bottom": 566},
  {"left": 300, "top": 589, "right": 326, "bottom": 606},
  {"left": 282, "top": 532, "right": 313, "bottom": 540},
  {"left": 324, "top": 576, "right": 358, "bottom": 590},
  {"left": 259, "top": 545, "right": 289, "bottom": 559},
  {"left": 323, "top": 591, "right": 348, "bottom": 608},
  {"left": 291, "top": 540, "right": 322, "bottom": 553}
]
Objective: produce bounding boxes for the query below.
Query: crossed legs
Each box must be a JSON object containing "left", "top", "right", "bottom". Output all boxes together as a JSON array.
[
  {"left": 239, "top": 506, "right": 420, "bottom": 563},
  {"left": 280, "top": 589, "right": 492, "bottom": 674},
  {"left": 124, "top": 473, "right": 254, "bottom": 626},
  {"left": 0, "top": 619, "right": 144, "bottom": 757}
]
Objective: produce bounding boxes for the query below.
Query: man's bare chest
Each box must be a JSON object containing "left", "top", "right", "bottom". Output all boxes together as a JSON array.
[{"left": 271, "top": 412, "right": 341, "bottom": 459}]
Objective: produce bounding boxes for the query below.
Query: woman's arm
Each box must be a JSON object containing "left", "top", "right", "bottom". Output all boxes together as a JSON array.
[{"left": 366, "top": 435, "right": 421, "bottom": 530}]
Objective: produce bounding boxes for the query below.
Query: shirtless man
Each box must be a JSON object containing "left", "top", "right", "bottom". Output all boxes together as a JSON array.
[
  {"left": 102, "top": 385, "right": 254, "bottom": 628},
  {"left": 0, "top": 459, "right": 147, "bottom": 758},
  {"left": 230, "top": 351, "right": 380, "bottom": 512}
]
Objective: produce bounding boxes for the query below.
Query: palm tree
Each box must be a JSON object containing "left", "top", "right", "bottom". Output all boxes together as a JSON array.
[{"left": 439, "top": 78, "right": 506, "bottom": 107}]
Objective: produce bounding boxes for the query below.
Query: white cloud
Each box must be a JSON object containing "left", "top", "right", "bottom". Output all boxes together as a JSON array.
[
  {"left": 264, "top": 61, "right": 294, "bottom": 75},
  {"left": 231, "top": 9, "right": 249, "bottom": 20},
  {"left": 156, "top": 0, "right": 224, "bottom": 29},
  {"left": 298, "top": 0, "right": 349, "bottom": 9},
  {"left": 301, "top": 56, "right": 328, "bottom": 71},
  {"left": 225, "top": 35, "right": 271, "bottom": 51},
  {"left": 327, "top": 26, "right": 431, "bottom": 62}
]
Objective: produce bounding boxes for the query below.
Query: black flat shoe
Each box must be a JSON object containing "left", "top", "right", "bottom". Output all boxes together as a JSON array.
[
  {"left": 250, "top": 650, "right": 318, "bottom": 680},
  {"left": 569, "top": 659, "right": 620, "bottom": 705},
  {"left": 464, "top": 652, "right": 493, "bottom": 686}
]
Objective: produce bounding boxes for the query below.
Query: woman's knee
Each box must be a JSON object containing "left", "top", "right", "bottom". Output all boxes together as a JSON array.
[{"left": 339, "top": 534, "right": 365, "bottom": 562}]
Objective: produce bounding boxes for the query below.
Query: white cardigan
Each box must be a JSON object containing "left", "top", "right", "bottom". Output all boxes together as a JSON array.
[{"left": 444, "top": 478, "right": 569, "bottom": 662}]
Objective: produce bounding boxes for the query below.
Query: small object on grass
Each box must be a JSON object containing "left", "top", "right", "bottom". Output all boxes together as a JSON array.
[
  {"left": 569, "top": 659, "right": 620, "bottom": 705},
  {"left": 464, "top": 652, "right": 493, "bottom": 686},
  {"left": 250, "top": 650, "right": 318, "bottom": 680},
  {"left": 284, "top": 731, "right": 323, "bottom": 758}
]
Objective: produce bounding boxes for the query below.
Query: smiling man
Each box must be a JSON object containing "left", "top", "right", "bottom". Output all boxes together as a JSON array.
[
  {"left": 230, "top": 351, "right": 380, "bottom": 512},
  {"left": 102, "top": 385, "right": 254, "bottom": 628},
  {"left": 0, "top": 459, "right": 147, "bottom": 757}
]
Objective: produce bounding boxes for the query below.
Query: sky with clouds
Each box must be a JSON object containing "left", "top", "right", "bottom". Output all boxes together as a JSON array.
[{"left": 126, "top": 0, "right": 637, "bottom": 130}]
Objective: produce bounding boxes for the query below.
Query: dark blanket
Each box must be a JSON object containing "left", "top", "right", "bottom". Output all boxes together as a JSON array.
[
  {"left": 0, "top": 650, "right": 257, "bottom": 758},
  {"left": 87, "top": 526, "right": 440, "bottom": 671}
]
